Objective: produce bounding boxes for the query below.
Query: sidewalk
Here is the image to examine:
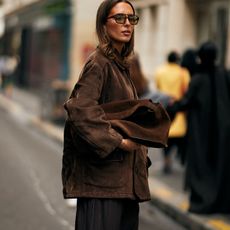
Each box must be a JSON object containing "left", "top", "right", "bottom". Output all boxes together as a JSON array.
[{"left": 1, "top": 87, "right": 230, "bottom": 230}]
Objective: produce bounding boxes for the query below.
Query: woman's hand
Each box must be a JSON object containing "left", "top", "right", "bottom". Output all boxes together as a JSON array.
[{"left": 119, "top": 139, "right": 141, "bottom": 152}]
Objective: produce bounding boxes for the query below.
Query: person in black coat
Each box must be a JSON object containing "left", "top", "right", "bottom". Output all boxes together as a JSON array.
[
  {"left": 167, "top": 41, "right": 230, "bottom": 214},
  {"left": 180, "top": 48, "right": 198, "bottom": 77}
]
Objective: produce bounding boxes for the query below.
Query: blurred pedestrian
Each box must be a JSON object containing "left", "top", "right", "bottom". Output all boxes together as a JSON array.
[
  {"left": 62, "top": 1, "right": 170, "bottom": 229},
  {"left": 178, "top": 48, "right": 199, "bottom": 164},
  {"left": 155, "top": 51, "right": 190, "bottom": 173},
  {"left": 181, "top": 48, "right": 198, "bottom": 77},
  {"left": 168, "top": 41, "right": 230, "bottom": 214},
  {"left": 129, "top": 52, "right": 172, "bottom": 108}
]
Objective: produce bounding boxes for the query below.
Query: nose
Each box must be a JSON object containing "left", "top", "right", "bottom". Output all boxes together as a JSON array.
[{"left": 124, "top": 16, "right": 131, "bottom": 25}]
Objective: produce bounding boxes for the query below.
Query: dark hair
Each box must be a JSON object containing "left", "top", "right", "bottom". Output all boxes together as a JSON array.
[
  {"left": 167, "top": 51, "right": 180, "bottom": 63},
  {"left": 96, "top": 0, "right": 136, "bottom": 58},
  {"left": 181, "top": 49, "right": 198, "bottom": 76},
  {"left": 197, "top": 41, "right": 217, "bottom": 65}
]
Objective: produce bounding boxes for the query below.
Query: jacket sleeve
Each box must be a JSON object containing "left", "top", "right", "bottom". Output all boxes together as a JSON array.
[{"left": 64, "top": 61, "right": 123, "bottom": 158}]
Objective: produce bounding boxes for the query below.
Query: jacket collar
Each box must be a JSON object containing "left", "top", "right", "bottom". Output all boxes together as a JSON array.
[{"left": 97, "top": 47, "right": 129, "bottom": 71}]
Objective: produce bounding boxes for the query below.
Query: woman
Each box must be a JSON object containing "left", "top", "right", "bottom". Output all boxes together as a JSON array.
[{"left": 62, "top": 1, "right": 169, "bottom": 229}]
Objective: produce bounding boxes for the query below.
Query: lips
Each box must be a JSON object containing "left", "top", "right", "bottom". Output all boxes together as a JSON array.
[{"left": 122, "top": 31, "right": 131, "bottom": 36}]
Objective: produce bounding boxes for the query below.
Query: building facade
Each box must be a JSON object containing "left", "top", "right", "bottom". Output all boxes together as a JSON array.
[{"left": 1, "top": 0, "right": 71, "bottom": 88}]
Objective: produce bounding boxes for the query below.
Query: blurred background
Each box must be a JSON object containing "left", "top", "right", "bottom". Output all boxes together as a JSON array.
[{"left": 0, "top": 1, "right": 230, "bottom": 230}]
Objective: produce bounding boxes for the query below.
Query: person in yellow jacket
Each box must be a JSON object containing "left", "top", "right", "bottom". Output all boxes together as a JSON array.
[{"left": 155, "top": 51, "right": 190, "bottom": 173}]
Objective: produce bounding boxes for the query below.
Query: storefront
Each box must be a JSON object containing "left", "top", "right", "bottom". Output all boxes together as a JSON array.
[{"left": 3, "top": 0, "right": 71, "bottom": 88}]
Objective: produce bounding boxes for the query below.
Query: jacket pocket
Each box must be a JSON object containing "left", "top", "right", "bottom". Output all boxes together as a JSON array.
[{"left": 84, "top": 149, "right": 126, "bottom": 188}]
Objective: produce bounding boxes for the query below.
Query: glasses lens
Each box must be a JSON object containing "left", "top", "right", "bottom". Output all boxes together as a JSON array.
[
  {"left": 114, "top": 14, "right": 126, "bottom": 24},
  {"left": 128, "top": 15, "right": 139, "bottom": 25},
  {"left": 110, "top": 14, "right": 139, "bottom": 25}
]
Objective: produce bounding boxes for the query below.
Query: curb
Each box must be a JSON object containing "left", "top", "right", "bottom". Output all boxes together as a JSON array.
[{"left": 148, "top": 178, "right": 217, "bottom": 230}]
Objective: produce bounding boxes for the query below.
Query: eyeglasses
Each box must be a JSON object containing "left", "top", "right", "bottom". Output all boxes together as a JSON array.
[{"left": 107, "top": 13, "right": 139, "bottom": 25}]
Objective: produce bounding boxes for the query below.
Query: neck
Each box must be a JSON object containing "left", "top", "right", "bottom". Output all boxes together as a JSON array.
[{"left": 113, "top": 43, "right": 124, "bottom": 54}]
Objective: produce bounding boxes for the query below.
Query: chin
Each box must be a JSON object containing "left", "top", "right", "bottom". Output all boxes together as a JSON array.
[{"left": 120, "top": 38, "right": 131, "bottom": 43}]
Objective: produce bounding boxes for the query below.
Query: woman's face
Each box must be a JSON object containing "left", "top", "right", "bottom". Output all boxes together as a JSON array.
[{"left": 105, "top": 2, "right": 135, "bottom": 52}]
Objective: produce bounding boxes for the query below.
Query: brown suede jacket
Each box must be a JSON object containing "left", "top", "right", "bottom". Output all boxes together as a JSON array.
[{"left": 62, "top": 48, "right": 170, "bottom": 201}]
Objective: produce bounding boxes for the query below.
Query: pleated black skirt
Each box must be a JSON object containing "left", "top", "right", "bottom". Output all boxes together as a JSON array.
[{"left": 75, "top": 198, "right": 139, "bottom": 230}]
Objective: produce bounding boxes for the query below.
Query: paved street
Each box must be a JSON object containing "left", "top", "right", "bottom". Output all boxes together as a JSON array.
[
  {"left": 0, "top": 107, "right": 74, "bottom": 230},
  {"left": 0, "top": 105, "right": 187, "bottom": 230}
]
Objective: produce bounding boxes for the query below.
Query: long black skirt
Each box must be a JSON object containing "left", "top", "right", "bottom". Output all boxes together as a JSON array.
[{"left": 75, "top": 198, "right": 139, "bottom": 230}]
